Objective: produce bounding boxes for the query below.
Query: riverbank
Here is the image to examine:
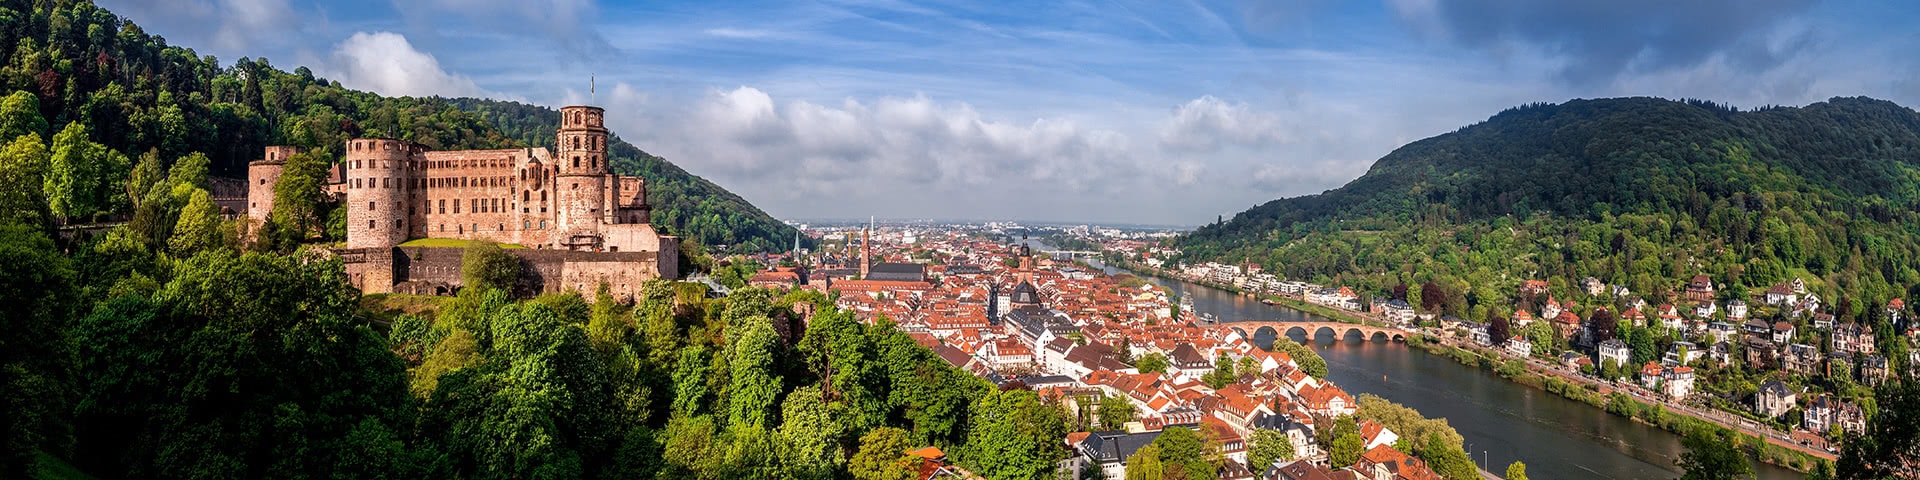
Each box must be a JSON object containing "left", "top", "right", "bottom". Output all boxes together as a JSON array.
[{"left": 1408, "top": 336, "right": 1833, "bottom": 474}]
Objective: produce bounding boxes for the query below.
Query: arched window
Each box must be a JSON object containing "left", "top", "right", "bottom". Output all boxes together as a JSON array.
[
  {"left": 573, "top": 156, "right": 580, "bottom": 168},
  {"left": 523, "top": 191, "right": 530, "bottom": 202}
]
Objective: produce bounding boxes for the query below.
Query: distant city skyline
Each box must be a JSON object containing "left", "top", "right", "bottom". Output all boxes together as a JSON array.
[{"left": 102, "top": 0, "right": 1920, "bottom": 224}]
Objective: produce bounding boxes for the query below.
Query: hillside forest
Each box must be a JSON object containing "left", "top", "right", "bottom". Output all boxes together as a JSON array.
[{"left": 0, "top": 0, "right": 798, "bottom": 251}]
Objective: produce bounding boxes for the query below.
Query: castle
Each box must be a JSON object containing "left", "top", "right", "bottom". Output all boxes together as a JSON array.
[{"left": 246, "top": 105, "right": 680, "bottom": 300}]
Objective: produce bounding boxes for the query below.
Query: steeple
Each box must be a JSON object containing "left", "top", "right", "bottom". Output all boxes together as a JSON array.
[{"left": 861, "top": 219, "right": 872, "bottom": 278}]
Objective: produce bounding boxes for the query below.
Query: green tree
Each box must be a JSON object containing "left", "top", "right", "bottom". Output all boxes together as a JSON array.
[
  {"left": 1248, "top": 429, "right": 1296, "bottom": 471},
  {"left": 1271, "top": 338, "right": 1329, "bottom": 378},
  {"left": 1420, "top": 432, "right": 1478, "bottom": 480},
  {"left": 1153, "top": 427, "right": 1218, "bottom": 480},
  {"left": 726, "top": 317, "right": 783, "bottom": 429},
  {"left": 267, "top": 149, "right": 330, "bottom": 243},
  {"left": 849, "top": 426, "right": 917, "bottom": 480},
  {"left": 1506, "top": 461, "right": 1528, "bottom": 480},
  {"left": 0, "top": 224, "right": 74, "bottom": 479},
  {"left": 409, "top": 329, "right": 479, "bottom": 398},
  {"left": 167, "top": 187, "right": 221, "bottom": 254},
  {"left": 461, "top": 241, "right": 521, "bottom": 293},
  {"left": 45, "top": 122, "right": 129, "bottom": 222},
  {"left": 67, "top": 252, "right": 413, "bottom": 479},
  {"left": 775, "top": 385, "right": 845, "bottom": 479},
  {"left": 1137, "top": 352, "right": 1170, "bottom": 374},
  {"left": 127, "top": 149, "right": 164, "bottom": 210},
  {"left": 1677, "top": 430, "right": 1754, "bottom": 480},
  {"left": 963, "top": 388, "right": 1070, "bottom": 479},
  {"left": 1837, "top": 381, "right": 1920, "bottom": 479},
  {"left": 1329, "top": 416, "right": 1364, "bottom": 467},
  {"left": 0, "top": 133, "right": 50, "bottom": 229},
  {"left": 1099, "top": 394, "right": 1136, "bottom": 431},
  {"left": 0, "top": 91, "right": 47, "bottom": 141},
  {"left": 1238, "top": 355, "right": 1262, "bottom": 376},
  {"left": 1125, "top": 444, "right": 1163, "bottom": 480}
]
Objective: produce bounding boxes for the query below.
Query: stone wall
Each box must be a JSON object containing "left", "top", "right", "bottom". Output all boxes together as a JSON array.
[{"left": 344, "top": 245, "right": 673, "bottom": 302}]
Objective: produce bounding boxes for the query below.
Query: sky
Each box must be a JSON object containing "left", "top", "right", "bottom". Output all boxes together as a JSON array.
[{"left": 98, "top": 0, "right": 1920, "bottom": 225}]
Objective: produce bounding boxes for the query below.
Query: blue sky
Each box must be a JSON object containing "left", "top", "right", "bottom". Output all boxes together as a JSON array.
[{"left": 99, "top": 0, "right": 1920, "bottom": 225}]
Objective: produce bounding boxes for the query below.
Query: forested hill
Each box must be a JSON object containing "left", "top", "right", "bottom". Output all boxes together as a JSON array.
[
  {"left": 1179, "top": 96, "right": 1920, "bottom": 316},
  {"left": 0, "top": 0, "right": 796, "bottom": 252}
]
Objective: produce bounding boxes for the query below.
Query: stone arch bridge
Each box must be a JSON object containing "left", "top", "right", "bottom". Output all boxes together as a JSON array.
[{"left": 1214, "top": 321, "right": 1410, "bottom": 343}]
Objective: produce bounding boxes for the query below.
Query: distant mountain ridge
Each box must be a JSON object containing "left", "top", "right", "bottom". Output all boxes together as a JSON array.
[
  {"left": 1179, "top": 96, "right": 1920, "bottom": 312},
  {"left": 0, "top": 0, "right": 797, "bottom": 252}
]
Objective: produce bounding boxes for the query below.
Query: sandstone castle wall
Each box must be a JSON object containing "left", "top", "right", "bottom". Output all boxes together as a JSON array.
[{"left": 255, "top": 104, "right": 680, "bottom": 300}]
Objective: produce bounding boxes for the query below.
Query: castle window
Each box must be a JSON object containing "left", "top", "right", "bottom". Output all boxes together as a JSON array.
[
  {"left": 369, "top": 201, "right": 376, "bottom": 211},
  {"left": 524, "top": 221, "right": 531, "bottom": 230},
  {"left": 472, "top": 223, "right": 478, "bottom": 232},
  {"left": 572, "top": 136, "right": 579, "bottom": 149},
  {"left": 498, "top": 224, "right": 504, "bottom": 231},
  {"left": 368, "top": 220, "right": 374, "bottom": 229},
  {"left": 438, "top": 199, "right": 445, "bottom": 214},
  {"left": 540, "top": 191, "right": 546, "bottom": 201},
  {"left": 573, "top": 156, "right": 580, "bottom": 168},
  {"left": 540, "top": 220, "right": 546, "bottom": 229},
  {"left": 591, "top": 156, "right": 597, "bottom": 169},
  {"left": 453, "top": 201, "right": 460, "bottom": 214},
  {"left": 396, "top": 219, "right": 403, "bottom": 229},
  {"left": 440, "top": 224, "right": 445, "bottom": 232},
  {"left": 572, "top": 182, "right": 578, "bottom": 190},
  {"left": 523, "top": 191, "right": 530, "bottom": 202}
]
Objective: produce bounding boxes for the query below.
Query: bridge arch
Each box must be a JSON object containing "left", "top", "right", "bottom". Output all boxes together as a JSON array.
[{"left": 1219, "top": 321, "right": 1407, "bottom": 344}]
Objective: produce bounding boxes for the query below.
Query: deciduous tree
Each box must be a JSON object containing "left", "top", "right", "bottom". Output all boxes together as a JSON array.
[
  {"left": 1136, "top": 352, "right": 1169, "bottom": 374},
  {"left": 1248, "top": 429, "right": 1296, "bottom": 471},
  {"left": 849, "top": 427, "right": 917, "bottom": 480},
  {"left": 1677, "top": 430, "right": 1754, "bottom": 480}
]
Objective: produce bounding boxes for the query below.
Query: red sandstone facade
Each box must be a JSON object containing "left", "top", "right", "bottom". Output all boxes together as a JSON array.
[{"left": 246, "top": 105, "right": 680, "bottom": 298}]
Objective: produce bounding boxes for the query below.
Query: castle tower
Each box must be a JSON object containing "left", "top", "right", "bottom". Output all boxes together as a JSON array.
[
  {"left": 345, "top": 138, "right": 421, "bottom": 249},
  {"left": 555, "top": 105, "right": 609, "bottom": 248},
  {"left": 861, "top": 225, "right": 871, "bottom": 278},
  {"left": 246, "top": 146, "right": 300, "bottom": 227}
]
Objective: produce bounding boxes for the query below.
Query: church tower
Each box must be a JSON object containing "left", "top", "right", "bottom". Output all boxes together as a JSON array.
[{"left": 555, "top": 105, "right": 609, "bottom": 248}]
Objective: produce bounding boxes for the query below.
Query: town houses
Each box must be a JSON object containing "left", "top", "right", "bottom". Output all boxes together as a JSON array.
[{"left": 762, "top": 226, "right": 1439, "bottom": 479}]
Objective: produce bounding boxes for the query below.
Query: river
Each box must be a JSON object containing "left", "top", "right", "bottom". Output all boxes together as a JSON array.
[{"left": 1065, "top": 254, "right": 1799, "bottom": 480}]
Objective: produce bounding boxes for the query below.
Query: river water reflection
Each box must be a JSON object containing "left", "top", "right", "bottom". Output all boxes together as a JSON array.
[{"left": 1078, "top": 257, "right": 1799, "bottom": 480}]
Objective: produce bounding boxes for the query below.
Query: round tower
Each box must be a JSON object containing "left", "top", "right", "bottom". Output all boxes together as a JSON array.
[
  {"left": 554, "top": 105, "right": 609, "bottom": 245},
  {"left": 345, "top": 138, "right": 420, "bottom": 249}
]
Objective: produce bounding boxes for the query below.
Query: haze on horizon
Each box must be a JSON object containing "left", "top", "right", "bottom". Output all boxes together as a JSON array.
[{"left": 101, "top": 0, "right": 1920, "bottom": 225}]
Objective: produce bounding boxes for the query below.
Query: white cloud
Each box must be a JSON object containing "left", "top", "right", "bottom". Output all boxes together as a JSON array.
[
  {"left": 321, "top": 32, "right": 492, "bottom": 99},
  {"left": 705, "top": 28, "right": 775, "bottom": 39},
  {"left": 1157, "top": 95, "right": 1290, "bottom": 153}
]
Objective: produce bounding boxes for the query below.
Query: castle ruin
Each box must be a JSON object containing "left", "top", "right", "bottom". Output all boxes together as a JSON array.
[{"left": 246, "top": 105, "right": 680, "bottom": 301}]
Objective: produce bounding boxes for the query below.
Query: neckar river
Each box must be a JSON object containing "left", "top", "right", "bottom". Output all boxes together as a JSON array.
[{"left": 1089, "top": 260, "right": 1800, "bottom": 480}]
